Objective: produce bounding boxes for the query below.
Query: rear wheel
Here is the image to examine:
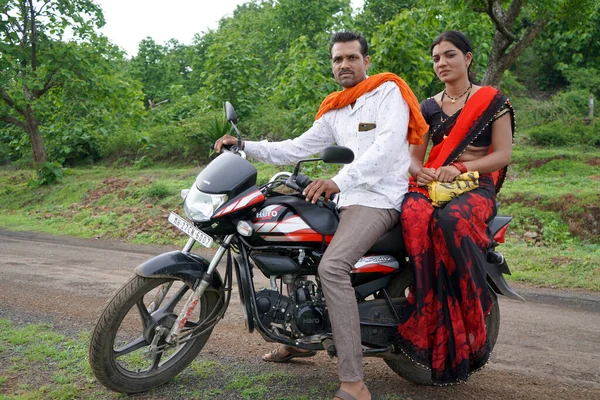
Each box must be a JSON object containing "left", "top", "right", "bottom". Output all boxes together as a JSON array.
[
  {"left": 383, "top": 270, "right": 500, "bottom": 385},
  {"left": 89, "top": 276, "right": 221, "bottom": 393}
]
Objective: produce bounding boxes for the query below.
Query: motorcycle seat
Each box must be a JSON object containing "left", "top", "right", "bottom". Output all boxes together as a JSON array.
[
  {"left": 368, "top": 224, "right": 405, "bottom": 254},
  {"left": 367, "top": 214, "right": 508, "bottom": 256}
]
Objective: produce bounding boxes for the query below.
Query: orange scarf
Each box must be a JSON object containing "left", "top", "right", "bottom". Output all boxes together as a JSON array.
[{"left": 315, "top": 72, "right": 428, "bottom": 145}]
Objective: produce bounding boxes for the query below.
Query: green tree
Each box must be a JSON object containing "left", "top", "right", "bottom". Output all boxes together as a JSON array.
[
  {"left": 355, "top": 0, "right": 415, "bottom": 38},
  {"left": 267, "top": 36, "right": 339, "bottom": 136},
  {"left": 370, "top": 9, "right": 437, "bottom": 99},
  {"left": 0, "top": 0, "right": 105, "bottom": 165},
  {"left": 194, "top": 1, "right": 278, "bottom": 117},
  {"left": 462, "top": 0, "right": 596, "bottom": 87},
  {"left": 273, "top": 36, "right": 337, "bottom": 111},
  {"left": 199, "top": 31, "right": 264, "bottom": 118},
  {"left": 187, "top": 30, "right": 217, "bottom": 94},
  {"left": 130, "top": 38, "right": 191, "bottom": 108},
  {"left": 369, "top": 4, "right": 492, "bottom": 98},
  {"left": 272, "top": 0, "right": 353, "bottom": 52},
  {"left": 369, "top": 0, "right": 595, "bottom": 91},
  {"left": 518, "top": 0, "right": 600, "bottom": 92},
  {"left": 39, "top": 38, "right": 145, "bottom": 165}
]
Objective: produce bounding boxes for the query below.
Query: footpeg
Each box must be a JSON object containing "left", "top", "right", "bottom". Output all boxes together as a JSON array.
[
  {"left": 322, "top": 338, "right": 337, "bottom": 359},
  {"left": 486, "top": 250, "right": 505, "bottom": 265}
]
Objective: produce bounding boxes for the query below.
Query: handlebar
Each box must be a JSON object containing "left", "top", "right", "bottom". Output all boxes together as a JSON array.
[
  {"left": 211, "top": 143, "right": 238, "bottom": 153},
  {"left": 295, "top": 173, "right": 312, "bottom": 189},
  {"left": 284, "top": 174, "right": 333, "bottom": 207}
]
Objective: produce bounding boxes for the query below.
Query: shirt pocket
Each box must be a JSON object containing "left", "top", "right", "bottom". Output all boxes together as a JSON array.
[
  {"left": 358, "top": 122, "right": 377, "bottom": 132},
  {"left": 354, "top": 124, "right": 378, "bottom": 157},
  {"left": 358, "top": 96, "right": 379, "bottom": 129}
]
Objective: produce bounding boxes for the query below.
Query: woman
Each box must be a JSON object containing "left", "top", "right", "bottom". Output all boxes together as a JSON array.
[{"left": 397, "top": 31, "right": 514, "bottom": 385}]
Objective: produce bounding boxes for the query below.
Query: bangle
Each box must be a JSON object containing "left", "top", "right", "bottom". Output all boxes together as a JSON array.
[{"left": 451, "top": 161, "right": 468, "bottom": 173}]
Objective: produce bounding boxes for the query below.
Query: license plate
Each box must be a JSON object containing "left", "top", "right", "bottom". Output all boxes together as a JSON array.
[{"left": 168, "top": 212, "right": 213, "bottom": 248}]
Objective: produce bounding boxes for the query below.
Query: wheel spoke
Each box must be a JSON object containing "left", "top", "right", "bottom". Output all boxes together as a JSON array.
[
  {"left": 136, "top": 299, "right": 155, "bottom": 332},
  {"left": 114, "top": 336, "right": 148, "bottom": 358},
  {"left": 148, "top": 349, "right": 163, "bottom": 371},
  {"left": 159, "top": 284, "right": 189, "bottom": 313}
]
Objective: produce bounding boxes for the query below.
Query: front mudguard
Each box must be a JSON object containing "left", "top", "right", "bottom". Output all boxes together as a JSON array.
[{"left": 134, "top": 251, "right": 224, "bottom": 290}]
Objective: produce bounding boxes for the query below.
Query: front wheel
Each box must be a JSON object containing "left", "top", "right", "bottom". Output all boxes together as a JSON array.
[
  {"left": 89, "top": 276, "right": 221, "bottom": 393},
  {"left": 383, "top": 271, "right": 500, "bottom": 385}
]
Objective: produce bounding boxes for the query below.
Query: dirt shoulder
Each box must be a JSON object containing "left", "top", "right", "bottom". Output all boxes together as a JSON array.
[{"left": 1, "top": 229, "right": 599, "bottom": 399}]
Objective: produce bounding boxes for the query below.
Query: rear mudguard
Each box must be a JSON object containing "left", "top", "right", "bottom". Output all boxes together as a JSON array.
[
  {"left": 486, "top": 261, "right": 525, "bottom": 301},
  {"left": 134, "top": 251, "right": 224, "bottom": 290}
]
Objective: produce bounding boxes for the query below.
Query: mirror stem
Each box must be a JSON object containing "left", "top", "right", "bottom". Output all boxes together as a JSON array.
[
  {"left": 293, "top": 158, "right": 322, "bottom": 177},
  {"left": 231, "top": 123, "right": 243, "bottom": 151}
]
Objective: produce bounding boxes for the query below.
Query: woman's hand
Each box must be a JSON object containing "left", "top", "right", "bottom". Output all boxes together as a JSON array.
[
  {"left": 435, "top": 165, "right": 461, "bottom": 182},
  {"left": 416, "top": 168, "right": 437, "bottom": 186}
]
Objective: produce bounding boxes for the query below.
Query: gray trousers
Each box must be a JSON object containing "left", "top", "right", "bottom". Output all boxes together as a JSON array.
[{"left": 318, "top": 205, "right": 399, "bottom": 382}]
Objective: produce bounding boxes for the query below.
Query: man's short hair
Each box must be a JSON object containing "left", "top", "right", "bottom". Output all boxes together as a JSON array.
[{"left": 329, "top": 31, "right": 368, "bottom": 58}]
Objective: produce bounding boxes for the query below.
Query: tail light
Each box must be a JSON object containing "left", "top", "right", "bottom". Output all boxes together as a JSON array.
[{"left": 493, "top": 224, "right": 509, "bottom": 243}]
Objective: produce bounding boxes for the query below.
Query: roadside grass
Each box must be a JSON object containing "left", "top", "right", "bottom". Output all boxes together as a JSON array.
[
  {"left": 501, "top": 241, "right": 599, "bottom": 290},
  {"left": 0, "top": 319, "right": 413, "bottom": 400},
  {"left": 495, "top": 142, "right": 600, "bottom": 290},
  {"left": 0, "top": 143, "right": 598, "bottom": 291},
  {"left": 0, "top": 165, "right": 198, "bottom": 245}
]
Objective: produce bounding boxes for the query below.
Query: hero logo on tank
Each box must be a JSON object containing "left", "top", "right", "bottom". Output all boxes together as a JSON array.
[
  {"left": 253, "top": 205, "right": 283, "bottom": 221},
  {"left": 255, "top": 209, "right": 278, "bottom": 219}
]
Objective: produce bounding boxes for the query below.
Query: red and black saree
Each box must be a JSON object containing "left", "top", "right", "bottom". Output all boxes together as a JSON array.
[{"left": 397, "top": 86, "right": 514, "bottom": 384}]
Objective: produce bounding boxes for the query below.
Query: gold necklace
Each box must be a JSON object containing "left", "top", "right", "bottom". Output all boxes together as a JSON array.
[
  {"left": 439, "top": 89, "right": 472, "bottom": 140},
  {"left": 442, "top": 83, "right": 472, "bottom": 104}
]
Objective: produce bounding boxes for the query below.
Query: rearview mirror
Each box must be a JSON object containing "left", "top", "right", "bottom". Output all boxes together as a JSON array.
[
  {"left": 320, "top": 146, "right": 354, "bottom": 164},
  {"left": 225, "top": 101, "right": 238, "bottom": 124}
]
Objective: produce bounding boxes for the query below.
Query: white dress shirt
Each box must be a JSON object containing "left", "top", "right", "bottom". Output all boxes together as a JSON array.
[{"left": 244, "top": 81, "right": 411, "bottom": 211}]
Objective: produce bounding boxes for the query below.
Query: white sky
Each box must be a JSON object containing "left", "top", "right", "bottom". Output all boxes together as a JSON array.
[{"left": 95, "top": 0, "right": 364, "bottom": 57}]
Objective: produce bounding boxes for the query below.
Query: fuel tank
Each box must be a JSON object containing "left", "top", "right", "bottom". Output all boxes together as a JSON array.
[{"left": 248, "top": 204, "right": 333, "bottom": 247}]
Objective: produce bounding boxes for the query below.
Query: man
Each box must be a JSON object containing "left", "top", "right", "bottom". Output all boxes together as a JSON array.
[{"left": 215, "top": 31, "right": 427, "bottom": 400}]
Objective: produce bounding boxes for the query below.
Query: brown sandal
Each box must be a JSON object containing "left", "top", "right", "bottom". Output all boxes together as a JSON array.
[
  {"left": 334, "top": 389, "right": 358, "bottom": 400},
  {"left": 261, "top": 345, "right": 317, "bottom": 363}
]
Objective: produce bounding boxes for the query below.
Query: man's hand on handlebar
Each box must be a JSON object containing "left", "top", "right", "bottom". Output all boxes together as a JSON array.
[
  {"left": 214, "top": 134, "right": 244, "bottom": 153},
  {"left": 303, "top": 179, "right": 340, "bottom": 204}
]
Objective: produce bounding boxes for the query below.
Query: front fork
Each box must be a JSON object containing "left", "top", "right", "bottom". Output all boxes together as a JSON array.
[{"left": 162, "top": 234, "right": 234, "bottom": 344}]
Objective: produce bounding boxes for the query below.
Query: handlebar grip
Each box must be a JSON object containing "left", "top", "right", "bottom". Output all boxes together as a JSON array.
[
  {"left": 211, "top": 143, "right": 237, "bottom": 152},
  {"left": 285, "top": 175, "right": 335, "bottom": 204},
  {"left": 295, "top": 174, "right": 312, "bottom": 189},
  {"left": 285, "top": 176, "right": 302, "bottom": 192}
]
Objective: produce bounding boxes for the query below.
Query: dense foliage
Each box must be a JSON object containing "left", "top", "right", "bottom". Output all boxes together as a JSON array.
[{"left": 1, "top": 0, "right": 599, "bottom": 168}]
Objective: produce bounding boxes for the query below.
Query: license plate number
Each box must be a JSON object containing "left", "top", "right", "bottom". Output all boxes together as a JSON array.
[{"left": 168, "top": 212, "right": 213, "bottom": 248}]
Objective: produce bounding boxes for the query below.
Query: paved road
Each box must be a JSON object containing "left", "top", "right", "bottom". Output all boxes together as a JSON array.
[{"left": 1, "top": 228, "right": 599, "bottom": 399}]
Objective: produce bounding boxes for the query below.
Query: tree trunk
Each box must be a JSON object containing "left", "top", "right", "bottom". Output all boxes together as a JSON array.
[
  {"left": 481, "top": 58, "right": 508, "bottom": 88},
  {"left": 477, "top": 0, "right": 547, "bottom": 89},
  {"left": 23, "top": 105, "right": 47, "bottom": 164},
  {"left": 481, "top": 26, "right": 512, "bottom": 88}
]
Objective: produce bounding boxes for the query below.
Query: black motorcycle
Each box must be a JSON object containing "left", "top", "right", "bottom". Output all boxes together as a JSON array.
[{"left": 88, "top": 102, "right": 523, "bottom": 393}]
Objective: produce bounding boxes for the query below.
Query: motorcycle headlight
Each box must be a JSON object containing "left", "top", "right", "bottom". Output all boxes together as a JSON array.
[{"left": 183, "top": 186, "right": 228, "bottom": 222}]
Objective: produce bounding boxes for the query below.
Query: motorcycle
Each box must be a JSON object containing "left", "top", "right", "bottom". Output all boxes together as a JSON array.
[{"left": 88, "top": 102, "right": 524, "bottom": 393}]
